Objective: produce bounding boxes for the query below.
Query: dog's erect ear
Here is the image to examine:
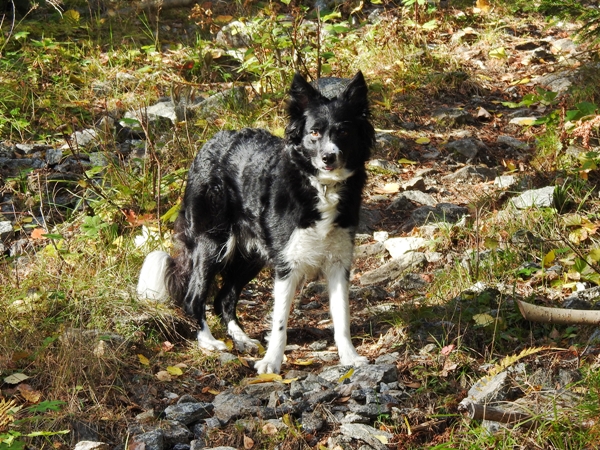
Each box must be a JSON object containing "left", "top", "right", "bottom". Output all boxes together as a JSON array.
[
  {"left": 286, "top": 73, "right": 321, "bottom": 143},
  {"left": 287, "top": 72, "right": 321, "bottom": 118},
  {"left": 341, "top": 71, "right": 369, "bottom": 116}
]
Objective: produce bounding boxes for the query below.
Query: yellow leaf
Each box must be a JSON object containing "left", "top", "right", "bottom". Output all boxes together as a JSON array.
[
  {"left": 473, "top": 313, "right": 494, "bottom": 327},
  {"left": 207, "top": 389, "right": 220, "bottom": 395},
  {"left": 245, "top": 373, "right": 283, "bottom": 384},
  {"left": 374, "top": 435, "right": 389, "bottom": 444},
  {"left": 224, "top": 339, "right": 234, "bottom": 351},
  {"left": 292, "top": 359, "right": 314, "bottom": 366},
  {"left": 398, "top": 158, "right": 418, "bottom": 165},
  {"left": 256, "top": 342, "right": 266, "bottom": 356},
  {"left": 4, "top": 373, "right": 29, "bottom": 384},
  {"left": 338, "top": 368, "right": 354, "bottom": 383},
  {"left": 281, "top": 377, "right": 298, "bottom": 384},
  {"left": 415, "top": 137, "right": 430, "bottom": 145},
  {"left": 489, "top": 47, "right": 507, "bottom": 59},
  {"left": 214, "top": 15, "right": 233, "bottom": 24},
  {"left": 63, "top": 9, "right": 80, "bottom": 23},
  {"left": 155, "top": 370, "right": 172, "bottom": 382},
  {"left": 543, "top": 249, "right": 556, "bottom": 267},
  {"left": 166, "top": 366, "right": 183, "bottom": 376},
  {"left": 138, "top": 354, "right": 150, "bottom": 366}
]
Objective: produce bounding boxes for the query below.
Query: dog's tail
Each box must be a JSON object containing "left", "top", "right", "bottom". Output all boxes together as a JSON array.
[{"left": 137, "top": 250, "right": 190, "bottom": 304}]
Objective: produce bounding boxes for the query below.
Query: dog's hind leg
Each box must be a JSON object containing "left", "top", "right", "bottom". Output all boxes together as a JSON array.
[
  {"left": 254, "top": 270, "right": 301, "bottom": 374},
  {"left": 185, "top": 239, "right": 228, "bottom": 351},
  {"left": 214, "top": 254, "right": 263, "bottom": 352},
  {"left": 327, "top": 264, "right": 369, "bottom": 367}
]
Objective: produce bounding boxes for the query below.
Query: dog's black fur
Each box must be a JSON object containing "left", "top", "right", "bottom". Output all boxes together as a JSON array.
[{"left": 137, "top": 71, "right": 375, "bottom": 373}]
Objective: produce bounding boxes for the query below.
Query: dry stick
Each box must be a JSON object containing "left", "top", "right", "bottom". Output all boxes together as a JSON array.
[
  {"left": 517, "top": 300, "right": 600, "bottom": 325},
  {"left": 459, "top": 402, "right": 535, "bottom": 429}
]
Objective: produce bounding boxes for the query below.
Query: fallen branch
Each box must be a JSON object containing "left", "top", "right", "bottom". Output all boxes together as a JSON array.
[
  {"left": 517, "top": 300, "right": 600, "bottom": 325},
  {"left": 458, "top": 401, "right": 535, "bottom": 429}
]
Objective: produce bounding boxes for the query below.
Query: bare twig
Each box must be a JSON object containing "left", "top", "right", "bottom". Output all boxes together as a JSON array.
[{"left": 517, "top": 299, "right": 600, "bottom": 325}]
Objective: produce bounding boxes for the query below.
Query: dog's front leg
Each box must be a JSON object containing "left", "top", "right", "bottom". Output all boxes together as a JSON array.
[
  {"left": 327, "top": 265, "right": 369, "bottom": 367},
  {"left": 254, "top": 273, "right": 299, "bottom": 374}
]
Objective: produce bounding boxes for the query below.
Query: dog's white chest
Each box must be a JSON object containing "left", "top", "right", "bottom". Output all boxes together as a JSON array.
[{"left": 283, "top": 180, "right": 353, "bottom": 274}]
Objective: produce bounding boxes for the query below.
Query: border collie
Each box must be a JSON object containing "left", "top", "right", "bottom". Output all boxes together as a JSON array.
[{"left": 137, "top": 71, "right": 375, "bottom": 374}]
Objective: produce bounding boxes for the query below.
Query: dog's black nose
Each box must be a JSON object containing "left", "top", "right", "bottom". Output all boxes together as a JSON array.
[{"left": 322, "top": 153, "right": 337, "bottom": 166}]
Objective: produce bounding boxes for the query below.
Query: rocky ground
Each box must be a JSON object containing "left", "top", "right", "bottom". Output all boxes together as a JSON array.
[{"left": 2, "top": 5, "right": 600, "bottom": 450}]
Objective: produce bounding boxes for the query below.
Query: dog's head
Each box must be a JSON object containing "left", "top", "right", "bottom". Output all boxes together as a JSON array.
[{"left": 286, "top": 71, "right": 375, "bottom": 183}]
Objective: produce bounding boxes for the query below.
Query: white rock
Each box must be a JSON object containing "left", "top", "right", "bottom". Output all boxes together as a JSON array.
[
  {"left": 383, "top": 237, "right": 427, "bottom": 259},
  {"left": 511, "top": 186, "right": 555, "bottom": 209},
  {"left": 373, "top": 231, "right": 389, "bottom": 242},
  {"left": 74, "top": 442, "right": 109, "bottom": 450}
]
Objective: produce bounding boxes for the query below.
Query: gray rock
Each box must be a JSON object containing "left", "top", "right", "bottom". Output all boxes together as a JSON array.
[
  {"left": 212, "top": 391, "right": 261, "bottom": 423},
  {"left": 374, "top": 352, "right": 399, "bottom": 365},
  {"left": 368, "top": 159, "right": 399, "bottom": 173},
  {"left": 204, "top": 447, "right": 238, "bottom": 450},
  {"left": 432, "top": 107, "right": 474, "bottom": 128},
  {"left": 73, "top": 442, "right": 109, "bottom": 450},
  {"left": 161, "top": 420, "right": 194, "bottom": 446},
  {"left": 551, "top": 38, "right": 577, "bottom": 55},
  {"left": 242, "top": 382, "right": 286, "bottom": 401},
  {"left": 375, "top": 133, "right": 407, "bottom": 154},
  {"left": 349, "top": 285, "right": 388, "bottom": 301},
  {"left": 71, "top": 129, "right": 99, "bottom": 148},
  {"left": 402, "top": 203, "right": 469, "bottom": 231},
  {"left": 0, "top": 221, "right": 13, "bottom": 240},
  {"left": 511, "top": 186, "right": 555, "bottom": 209},
  {"left": 0, "top": 157, "right": 46, "bottom": 175},
  {"left": 462, "top": 371, "right": 509, "bottom": 405},
  {"left": 442, "top": 165, "right": 497, "bottom": 182},
  {"left": 301, "top": 411, "right": 324, "bottom": 434},
  {"left": 494, "top": 175, "right": 517, "bottom": 188},
  {"left": 46, "top": 148, "right": 63, "bottom": 165},
  {"left": 347, "top": 399, "right": 390, "bottom": 418},
  {"left": 497, "top": 135, "right": 530, "bottom": 150},
  {"left": 215, "top": 20, "right": 251, "bottom": 48},
  {"left": 125, "top": 101, "right": 178, "bottom": 124},
  {"left": 192, "top": 86, "right": 247, "bottom": 118},
  {"left": 358, "top": 207, "right": 382, "bottom": 233},
  {"left": 402, "top": 176, "right": 426, "bottom": 191},
  {"left": 164, "top": 402, "right": 213, "bottom": 425},
  {"left": 340, "top": 423, "right": 394, "bottom": 450},
  {"left": 391, "top": 190, "right": 436, "bottom": 207},
  {"left": 384, "top": 237, "right": 428, "bottom": 259},
  {"left": 360, "top": 252, "right": 426, "bottom": 286},
  {"left": 446, "top": 138, "right": 481, "bottom": 160},
  {"left": 132, "top": 430, "right": 164, "bottom": 450},
  {"left": 350, "top": 364, "right": 398, "bottom": 387},
  {"left": 178, "top": 394, "right": 199, "bottom": 404},
  {"left": 354, "top": 241, "right": 385, "bottom": 259},
  {"left": 218, "top": 352, "right": 238, "bottom": 365},
  {"left": 88, "top": 152, "right": 109, "bottom": 167}
]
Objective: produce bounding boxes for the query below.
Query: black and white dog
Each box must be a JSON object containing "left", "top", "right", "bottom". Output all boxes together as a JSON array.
[{"left": 137, "top": 71, "right": 375, "bottom": 374}]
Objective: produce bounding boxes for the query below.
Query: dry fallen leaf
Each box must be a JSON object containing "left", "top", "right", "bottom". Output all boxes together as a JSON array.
[
  {"left": 137, "top": 354, "right": 150, "bottom": 366},
  {"left": 244, "top": 373, "right": 282, "bottom": 384},
  {"left": 17, "top": 384, "right": 42, "bottom": 403},
  {"left": 243, "top": 434, "right": 254, "bottom": 449},
  {"left": 30, "top": 228, "right": 47, "bottom": 240},
  {"left": 161, "top": 341, "right": 174, "bottom": 352},
  {"left": 155, "top": 371, "right": 172, "bottom": 382},
  {"left": 262, "top": 422, "right": 278, "bottom": 435},
  {"left": 441, "top": 344, "right": 455, "bottom": 357},
  {"left": 4, "top": 373, "right": 30, "bottom": 384}
]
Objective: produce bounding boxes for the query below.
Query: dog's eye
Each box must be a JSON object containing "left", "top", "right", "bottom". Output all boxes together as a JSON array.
[{"left": 310, "top": 130, "right": 320, "bottom": 138}]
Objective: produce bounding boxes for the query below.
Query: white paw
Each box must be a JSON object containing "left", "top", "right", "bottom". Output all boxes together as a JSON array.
[
  {"left": 227, "top": 320, "right": 261, "bottom": 353},
  {"left": 233, "top": 336, "right": 261, "bottom": 353},
  {"left": 197, "top": 326, "right": 228, "bottom": 352},
  {"left": 254, "top": 357, "right": 282, "bottom": 374},
  {"left": 339, "top": 353, "right": 369, "bottom": 367}
]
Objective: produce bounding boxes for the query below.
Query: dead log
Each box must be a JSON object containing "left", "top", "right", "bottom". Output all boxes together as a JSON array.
[{"left": 517, "top": 299, "right": 600, "bottom": 325}]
